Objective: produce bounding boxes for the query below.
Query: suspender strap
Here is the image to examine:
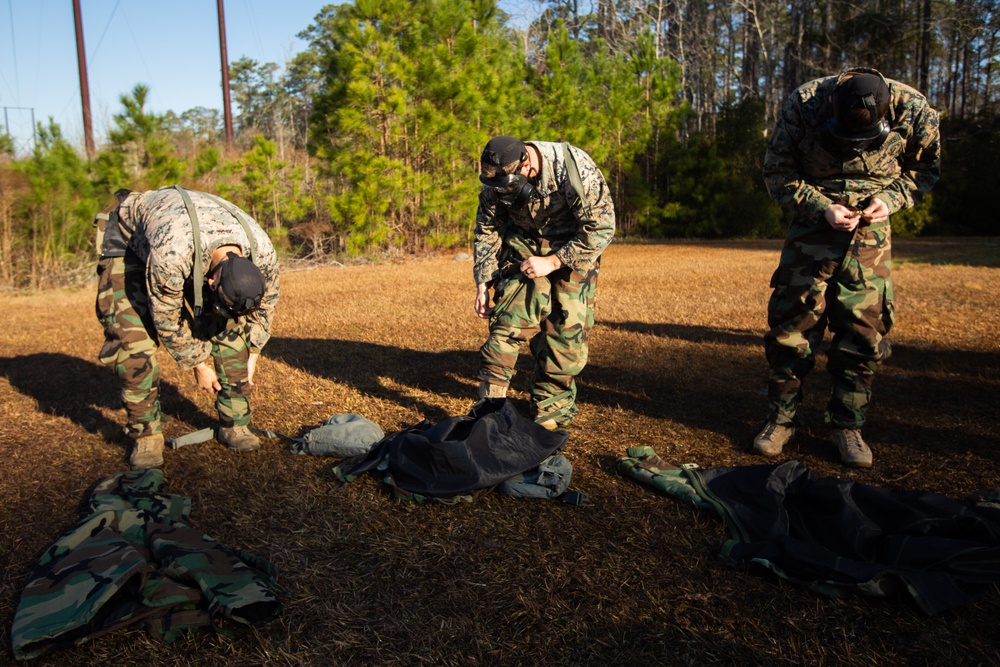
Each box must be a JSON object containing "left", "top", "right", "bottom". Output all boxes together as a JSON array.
[
  {"left": 167, "top": 427, "right": 216, "bottom": 450},
  {"left": 168, "top": 426, "right": 291, "bottom": 450},
  {"left": 172, "top": 185, "right": 260, "bottom": 316},
  {"left": 172, "top": 185, "right": 206, "bottom": 316},
  {"left": 561, "top": 142, "right": 592, "bottom": 217}
]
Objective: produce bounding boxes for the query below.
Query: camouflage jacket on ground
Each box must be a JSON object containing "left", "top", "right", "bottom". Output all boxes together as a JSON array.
[
  {"left": 762, "top": 74, "right": 941, "bottom": 223},
  {"left": 474, "top": 141, "right": 616, "bottom": 285},
  {"left": 118, "top": 187, "right": 280, "bottom": 368},
  {"left": 11, "top": 469, "right": 281, "bottom": 659}
]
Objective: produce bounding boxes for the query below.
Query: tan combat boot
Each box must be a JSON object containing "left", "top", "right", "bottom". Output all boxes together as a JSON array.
[
  {"left": 478, "top": 381, "right": 508, "bottom": 400},
  {"left": 832, "top": 429, "right": 873, "bottom": 468},
  {"left": 130, "top": 433, "right": 165, "bottom": 469},
  {"left": 218, "top": 425, "right": 261, "bottom": 452},
  {"left": 753, "top": 421, "right": 795, "bottom": 458}
]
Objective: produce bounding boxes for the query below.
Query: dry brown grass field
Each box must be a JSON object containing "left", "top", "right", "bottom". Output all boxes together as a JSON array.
[{"left": 0, "top": 239, "right": 998, "bottom": 666}]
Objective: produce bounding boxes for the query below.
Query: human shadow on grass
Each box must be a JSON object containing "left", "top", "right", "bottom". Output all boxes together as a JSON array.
[
  {"left": 695, "top": 342, "right": 1000, "bottom": 467},
  {"left": 267, "top": 335, "right": 761, "bottom": 445},
  {"left": 266, "top": 338, "right": 481, "bottom": 423},
  {"left": 600, "top": 320, "right": 761, "bottom": 347},
  {"left": 266, "top": 334, "right": 999, "bottom": 466},
  {"left": 866, "top": 344, "right": 1000, "bottom": 458},
  {"left": 0, "top": 353, "right": 209, "bottom": 442}
]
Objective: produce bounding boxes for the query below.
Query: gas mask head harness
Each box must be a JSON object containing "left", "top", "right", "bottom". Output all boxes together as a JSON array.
[
  {"left": 825, "top": 68, "right": 892, "bottom": 156},
  {"left": 479, "top": 135, "right": 535, "bottom": 211},
  {"left": 208, "top": 252, "right": 264, "bottom": 319}
]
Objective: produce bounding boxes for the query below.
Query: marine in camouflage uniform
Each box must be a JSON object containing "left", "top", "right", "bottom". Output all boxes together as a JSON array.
[
  {"left": 756, "top": 68, "right": 940, "bottom": 467},
  {"left": 95, "top": 186, "right": 280, "bottom": 467},
  {"left": 474, "top": 136, "right": 615, "bottom": 427}
]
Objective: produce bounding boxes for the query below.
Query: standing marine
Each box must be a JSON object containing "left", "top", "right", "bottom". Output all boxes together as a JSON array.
[
  {"left": 95, "top": 186, "right": 280, "bottom": 469},
  {"left": 473, "top": 136, "right": 615, "bottom": 429},
  {"left": 754, "top": 67, "right": 941, "bottom": 467}
]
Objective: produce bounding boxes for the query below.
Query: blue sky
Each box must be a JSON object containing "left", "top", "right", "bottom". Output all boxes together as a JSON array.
[
  {"left": 0, "top": 0, "right": 331, "bottom": 152},
  {"left": 0, "top": 0, "right": 544, "bottom": 155}
]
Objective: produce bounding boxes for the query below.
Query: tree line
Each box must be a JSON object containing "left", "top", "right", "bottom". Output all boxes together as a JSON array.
[{"left": 1, "top": 0, "right": 997, "bottom": 288}]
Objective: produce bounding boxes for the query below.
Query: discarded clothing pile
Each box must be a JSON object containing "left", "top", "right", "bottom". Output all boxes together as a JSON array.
[
  {"left": 11, "top": 469, "right": 282, "bottom": 660},
  {"left": 618, "top": 446, "right": 1000, "bottom": 615},
  {"left": 333, "top": 399, "right": 581, "bottom": 504}
]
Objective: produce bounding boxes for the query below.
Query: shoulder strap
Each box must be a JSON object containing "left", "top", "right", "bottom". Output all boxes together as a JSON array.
[
  {"left": 561, "top": 142, "right": 592, "bottom": 217},
  {"left": 172, "top": 185, "right": 206, "bottom": 316},
  {"left": 172, "top": 186, "right": 261, "bottom": 316}
]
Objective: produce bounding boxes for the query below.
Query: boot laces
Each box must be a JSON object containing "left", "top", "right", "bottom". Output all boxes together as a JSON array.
[
  {"left": 842, "top": 430, "right": 863, "bottom": 449},
  {"left": 136, "top": 437, "right": 159, "bottom": 453}
]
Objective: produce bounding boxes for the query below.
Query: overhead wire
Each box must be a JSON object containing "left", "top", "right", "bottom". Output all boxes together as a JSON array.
[
  {"left": 118, "top": 1, "right": 166, "bottom": 111},
  {"left": 3, "top": 0, "right": 20, "bottom": 103},
  {"left": 242, "top": 0, "right": 268, "bottom": 64},
  {"left": 50, "top": 0, "right": 123, "bottom": 134},
  {"left": 88, "top": 0, "right": 122, "bottom": 68}
]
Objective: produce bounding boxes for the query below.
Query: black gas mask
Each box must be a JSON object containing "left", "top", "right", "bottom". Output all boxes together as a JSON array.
[
  {"left": 485, "top": 172, "right": 536, "bottom": 211},
  {"left": 825, "top": 69, "right": 892, "bottom": 156},
  {"left": 207, "top": 253, "right": 264, "bottom": 319},
  {"left": 479, "top": 135, "right": 536, "bottom": 211}
]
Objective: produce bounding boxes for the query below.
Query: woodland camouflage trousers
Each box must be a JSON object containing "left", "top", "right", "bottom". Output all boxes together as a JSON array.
[
  {"left": 764, "top": 221, "right": 895, "bottom": 430},
  {"left": 96, "top": 254, "right": 254, "bottom": 439},
  {"left": 478, "top": 234, "right": 599, "bottom": 425}
]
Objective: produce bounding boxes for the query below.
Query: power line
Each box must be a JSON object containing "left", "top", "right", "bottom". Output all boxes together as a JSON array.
[
  {"left": 118, "top": 1, "right": 166, "bottom": 111},
  {"left": 88, "top": 0, "right": 122, "bottom": 68},
  {"left": 5, "top": 0, "right": 19, "bottom": 103},
  {"left": 242, "top": 0, "right": 267, "bottom": 64}
]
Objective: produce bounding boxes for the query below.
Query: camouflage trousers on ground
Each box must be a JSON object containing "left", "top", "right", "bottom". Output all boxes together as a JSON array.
[
  {"left": 11, "top": 469, "right": 281, "bottom": 659},
  {"left": 96, "top": 254, "right": 254, "bottom": 438},
  {"left": 478, "top": 236, "right": 599, "bottom": 425},
  {"left": 764, "top": 221, "right": 894, "bottom": 430}
]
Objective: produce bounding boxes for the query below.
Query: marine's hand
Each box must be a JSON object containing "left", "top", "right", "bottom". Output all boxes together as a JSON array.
[
  {"left": 861, "top": 197, "right": 889, "bottom": 224},
  {"left": 194, "top": 362, "right": 222, "bottom": 393},
  {"left": 824, "top": 204, "right": 861, "bottom": 232},
  {"left": 474, "top": 283, "right": 493, "bottom": 318},
  {"left": 247, "top": 352, "right": 259, "bottom": 386},
  {"left": 520, "top": 254, "right": 562, "bottom": 279}
]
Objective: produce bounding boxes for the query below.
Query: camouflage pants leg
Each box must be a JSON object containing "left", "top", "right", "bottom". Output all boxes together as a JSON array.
[
  {"left": 764, "top": 223, "right": 893, "bottom": 429},
  {"left": 825, "top": 225, "right": 894, "bottom": 429},
  {"left": 211, "top": 322, "right": 253, "bottom": 427},
  {"left": 478, "top": 272, "right": 552, "bottom": 390},
  {"left": 528, "top": 264, "right": 599, "bottom": 424},
  {"left": 96, "top": 255, "right": 162, "bottom": 438}
]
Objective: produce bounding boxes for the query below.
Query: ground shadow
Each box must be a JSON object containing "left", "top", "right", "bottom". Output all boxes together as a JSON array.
[
  {"left": 267, "top": 333, "right": 999, "bottom": 462},
  {"left": 866, "top": 343, "right": 1000, "bottom": 458},
  {"left": 0, "top": 353, "right": 209, "bottom": 440},
  {"left": 267, "top": 338, "right": 481, "bottom": 423},
  {"left": 894, "top": 237, "right": 1000, "bottom": 268},
  {"left": 601, "top": 320, "right": 761, "bottom": 347},
  {"left": 269, "top": 333, "right": 762, "bottom": 444}
]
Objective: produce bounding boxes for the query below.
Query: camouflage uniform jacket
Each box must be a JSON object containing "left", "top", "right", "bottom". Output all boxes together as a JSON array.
[
  {"left": 118, "top": 187, "right": 280, "bottom": 369},
  {"left": 762, "top": 75, "right": 941, "bottom": 226},
  {"left": 474, "top": 141, "right": 616, "bottom": 285},
  {"left": 11, "top": 469, "right": 281, "bottom": 659}
]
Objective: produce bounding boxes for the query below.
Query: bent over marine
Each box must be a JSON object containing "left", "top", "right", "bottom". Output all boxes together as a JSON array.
[{"left": 95, "top": 186, "right": 279, "bottom": 469}]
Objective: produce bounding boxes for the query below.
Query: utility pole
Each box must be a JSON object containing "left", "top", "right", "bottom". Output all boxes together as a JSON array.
[
  {"left": 72, "top": 0, "right": 95, "bottom": 158},
  {"left": 217, "top": 0, "right": 235, "bottom": 151}
]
